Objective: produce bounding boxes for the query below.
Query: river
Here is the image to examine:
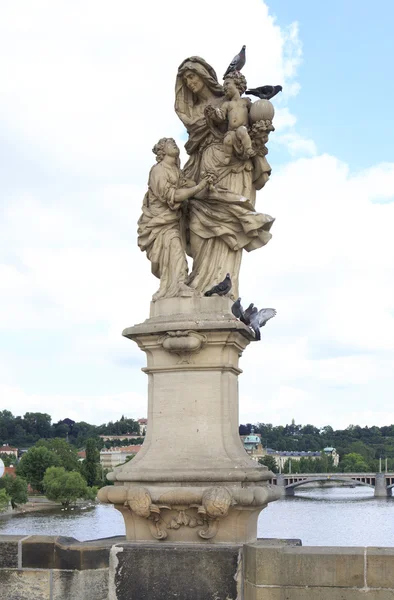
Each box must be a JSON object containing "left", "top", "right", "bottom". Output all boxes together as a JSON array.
[{"left": 1, "top": 487, "right": 392, "bottom": 546}]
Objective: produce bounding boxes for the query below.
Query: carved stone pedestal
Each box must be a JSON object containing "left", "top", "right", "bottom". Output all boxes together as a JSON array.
[{"left": 98, "top": 296, "right": 279, "bottom": 543}]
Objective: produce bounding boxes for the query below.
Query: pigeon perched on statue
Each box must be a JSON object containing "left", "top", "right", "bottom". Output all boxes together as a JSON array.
[
  {"left": 223, "top": 45, "right": 246, "bottom": 78},
  {"left": 245, "top": 85, "right": 282, "bottom": 100},
  {"left": 231, "top": 299, "right": 277, "bottom": 340},
  {"left": 204, "top": 273, "right": 232, "bottom": 297},
  {"left": 249, "top": 308, "right": 277, "bottom": 341},
  {"left": 231, "top": 297, "right": 246, "bottom": 323},
  {"left": 243, "top": 303, "right": 256, "bottom": 323}
]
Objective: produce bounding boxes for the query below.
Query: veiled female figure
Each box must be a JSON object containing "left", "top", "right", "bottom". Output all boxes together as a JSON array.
[
  {"left": 175, "top": 57, "right": 274, "bottom": 298},
  {"left": 138, "top": 137, "right": 211, "bottom": 300}
]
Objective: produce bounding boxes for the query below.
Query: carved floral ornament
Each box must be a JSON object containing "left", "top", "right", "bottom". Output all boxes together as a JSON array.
[
  {"left": 159, "top": 330, "right": 207, "bottom": 364},
  {"left": 98, "top": 484, "right": 278, "bottom": 541},
  {"left": 128, "top": 486, "right": 232, "bottom": 540},
  {"left": 98, "top": 485, "right": 233, "bottom": 540}
]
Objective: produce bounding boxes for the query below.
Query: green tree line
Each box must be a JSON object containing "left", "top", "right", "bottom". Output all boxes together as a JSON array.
[
  {"left": 240, "top": 421, "right": 394, "bottom": 472},
  {"left": 0, "top": 411, "right": 139, "bottom": 448}
]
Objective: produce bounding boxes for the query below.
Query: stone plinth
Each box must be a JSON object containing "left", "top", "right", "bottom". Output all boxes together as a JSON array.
[{"left": 98, "top": 297, "right": 279, "bottom": 543}]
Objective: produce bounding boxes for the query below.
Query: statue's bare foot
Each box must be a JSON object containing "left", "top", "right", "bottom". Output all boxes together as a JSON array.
[{"left": 178, "top": 282, "right": 195, "bottom": 297}]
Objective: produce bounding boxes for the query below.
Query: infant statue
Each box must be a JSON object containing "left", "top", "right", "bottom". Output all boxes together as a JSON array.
[{"left": 207, "top": 71, "right": 255, "bottom": 165}]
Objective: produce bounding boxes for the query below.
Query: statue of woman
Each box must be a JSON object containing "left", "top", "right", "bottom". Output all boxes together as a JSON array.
[
  {"left": 175, "top": 57, "right": 275, "bottom": 298},
  {"left": 138, "top": 137, "right": 212, "bottom": 300}
]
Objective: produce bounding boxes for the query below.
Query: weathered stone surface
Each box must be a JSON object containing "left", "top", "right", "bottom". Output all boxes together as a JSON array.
[
  {"left": 20, "top": 535, "right": 113, "bottom": 571},
  {"left": 0, "top": 535, "right": 21, "bottom": 568},
  {"left": 367, "top": 547, "right": 394, "bottom": 588},
  {"left": 257, "top": 537, "right": 302, "bottom": 547},
  {"left": 244, "top": 584, "right": 394, "bottom": 600},
  {"left": 110, "top": 542, "right": 241, "bottom": 600},
  {"left": 0, "top": 569, "right": 50, "bottom": 600},
  {"left": 244, "top": 543, "right": 365, "bottom": 587},
  {"left": 21, "top": 535, "right": 55, "bottom": 569},
  {"left": 55, "top": 537, "right": 111, "bottom": 570},
  {"left": 52, "top": 568, "right": 109, "bottom": 600}
]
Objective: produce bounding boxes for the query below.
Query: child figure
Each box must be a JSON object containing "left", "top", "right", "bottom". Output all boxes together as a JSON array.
[{"left": 213, "top": 71, "right": 255, "bottom": 165}]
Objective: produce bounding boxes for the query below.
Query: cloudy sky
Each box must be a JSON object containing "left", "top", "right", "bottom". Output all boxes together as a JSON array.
[{"left": 1, "top": 0, "right": 393, "bottom": 429}]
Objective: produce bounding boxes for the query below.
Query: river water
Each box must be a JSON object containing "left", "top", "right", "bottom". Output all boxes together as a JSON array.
[{"left": 1, "top": 487, "right": 392, "bottom": 546}]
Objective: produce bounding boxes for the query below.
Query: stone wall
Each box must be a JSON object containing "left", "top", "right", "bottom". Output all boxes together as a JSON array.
[
  {"left": 1, "top": 535, "right": 393, "bottom": 599},
  {"left": 244, "top": 541, "right": 394, "bottom": 599},
  {"left": 0, "top": 534, "right": 111, "bottom": 600}
]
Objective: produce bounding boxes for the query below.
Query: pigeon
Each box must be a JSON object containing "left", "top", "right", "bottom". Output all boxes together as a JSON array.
[
  {"left": 245, "top": 85, "right": 282, "bottom": 100},
  {"left": 223, "top": 45, "right": 246, "bottom": 78},
  {"left": 257, "top": 308, "right": 277, "bottom": 326},
  {"left": 231, "top": 297, "right": 246, "bottom": 322},
  {"left": 243, "top": 304, "right": 256, "bottom": 323},
  {"left": 204, "top": 273, "right": 232, "bottom": 297},
  {"left": 249, "top": 307, "right": 277, "bottom": 341}
]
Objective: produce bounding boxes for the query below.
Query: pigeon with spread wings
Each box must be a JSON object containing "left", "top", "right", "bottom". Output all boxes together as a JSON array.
[{"left": 249, "top": 308, "right": 277, "bottom": 341}]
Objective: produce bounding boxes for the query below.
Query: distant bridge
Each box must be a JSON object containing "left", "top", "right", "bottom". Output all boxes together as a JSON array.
[{"left": 270, "top": 473, "right": 394, "bottom": 497}]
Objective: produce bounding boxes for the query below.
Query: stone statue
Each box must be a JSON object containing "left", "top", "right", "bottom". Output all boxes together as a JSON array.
[
  {"left": 139, "top": 54, "right": 277, "bottom": 300},
  {"left": 175, "top": 57, "right": 275, "bottom": 298},
  {"left": 138, "top": 138, "right": 214, "bottom": 300},
  {"left": 99, "top": 52, "right": 281, "bottom": 546},
  {"left": 209, "top": 71, "right": 256, "bottom": 165}
]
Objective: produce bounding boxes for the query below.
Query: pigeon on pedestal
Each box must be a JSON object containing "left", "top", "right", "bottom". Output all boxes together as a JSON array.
[{"left": 204, "top": 273, "right": 232, "bottom": 297}]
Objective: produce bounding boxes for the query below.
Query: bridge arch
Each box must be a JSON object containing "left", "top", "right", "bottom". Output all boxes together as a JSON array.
[{"left": 285, "top": 477, "right": 375, "bottom": 490}]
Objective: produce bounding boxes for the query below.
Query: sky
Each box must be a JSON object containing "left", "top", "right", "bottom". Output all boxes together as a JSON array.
[{"left": 1, "top": 0, "right": 394, "bottom": 430}]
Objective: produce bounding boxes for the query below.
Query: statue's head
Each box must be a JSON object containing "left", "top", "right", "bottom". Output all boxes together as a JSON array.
[
  {"left": 223, "top": 71, "right": 247, "bottom": 96},
  {"left": 152, "top": 138, "right": 180, "bottom": 162},
  {"left": 183, "top": 70, "right": 206, "bottom": 95}
]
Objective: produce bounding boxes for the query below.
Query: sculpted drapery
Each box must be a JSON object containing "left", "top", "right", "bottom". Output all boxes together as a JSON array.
[
  {"left": 138, "top": 159, "right": 188, "bottom": 301},
  {"left": 175, "top": 57, "right": 275, "bottom": 298},
  {"left": 138, "top": 57, "right": 275, "bottom": 300},
  {"left": 138, "top": 137, "right": 213, "bottom": 300}
]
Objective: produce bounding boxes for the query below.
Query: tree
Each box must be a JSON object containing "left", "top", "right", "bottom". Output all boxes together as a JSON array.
[
  {"left": 339, "top": 453, "right": 369, "bottom": 473},
  {"left": 0, "top": 489, "right": 9, "bottom": 512},
  {"left": 23, "top": 412, "right": 52, "bottom": 439},
  {"left": 82, "top": 439, "right": 100, "bottom": 486},
  {"left": 348, "top": 441, "right": 374, "bottom": 463},
  {"left": 36, "top": 439, "right": 79, "bottom": 472},
  {"left": 0, "top": 475, "right": 28, "bottom": 508},
  {"left": 0, "top": 453, "right": 15, "bottom": 467},
  {"left": 17, "top": 446, "right": 60, "bottom": 492},
  {"left": 258, "top": 455, "right": 278, "bottom": 473},
  {"left": 43, "top": 467, "right": 89, "bottom": 507}
]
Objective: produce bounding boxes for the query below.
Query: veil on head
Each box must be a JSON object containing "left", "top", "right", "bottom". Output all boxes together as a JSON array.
[{"left": 175, "top": 56, "right": 224, "bottom": 125}]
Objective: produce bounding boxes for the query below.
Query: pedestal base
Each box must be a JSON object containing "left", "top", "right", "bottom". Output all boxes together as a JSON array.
[{"left": 98, "top": 297, "right": 279, "bottom": 543}]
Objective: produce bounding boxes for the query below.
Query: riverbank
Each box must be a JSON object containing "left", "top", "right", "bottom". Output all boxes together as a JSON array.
[{"left": 0, "top": 497, "right": 97, "bottom": 519}]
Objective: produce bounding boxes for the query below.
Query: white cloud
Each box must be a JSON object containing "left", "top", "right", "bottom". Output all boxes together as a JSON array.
[
  {"left": 0, "top": 0, "right": 393, "bottom": 431},
  {"left": 0, "top": 385, "right": 146, "bottom": 424},
  {"left": 275, "top": 132, "right": 317, "bottom": 156}
]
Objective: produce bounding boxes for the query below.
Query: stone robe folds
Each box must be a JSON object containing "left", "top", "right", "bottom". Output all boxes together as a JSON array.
[
  {"left": 175, "top": 57, "right": 275, "bottom": 298},
  {"left": 138, "top": 162, "right": 188, "bottom": 300}
]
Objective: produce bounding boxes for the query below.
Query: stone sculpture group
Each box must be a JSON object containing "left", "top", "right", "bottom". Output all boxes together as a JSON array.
[{"left": 138, "top": 54, "right": 278, "bottom": 301}]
